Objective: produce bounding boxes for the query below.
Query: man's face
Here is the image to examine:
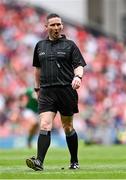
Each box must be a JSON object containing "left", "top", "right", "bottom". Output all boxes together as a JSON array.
[{"left": 46, "top": 17, "right": 63, "bottom": 40}]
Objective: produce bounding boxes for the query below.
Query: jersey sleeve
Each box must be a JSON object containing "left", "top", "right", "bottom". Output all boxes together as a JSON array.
[
  {"left": 32, "top": 43, "right": 41, "bottom": 67},
  {"left": 71, "top": 42, "right": 86, "bottom": 69}
]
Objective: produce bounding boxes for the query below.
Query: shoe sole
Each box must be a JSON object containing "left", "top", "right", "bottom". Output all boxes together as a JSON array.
[{"left": 26, "top": 158, "right": 42, "bottom": 171}]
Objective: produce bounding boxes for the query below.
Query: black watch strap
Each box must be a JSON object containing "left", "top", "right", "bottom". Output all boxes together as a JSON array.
[{"left": 74, "top": 75, "right": 82, "bottom": 80}]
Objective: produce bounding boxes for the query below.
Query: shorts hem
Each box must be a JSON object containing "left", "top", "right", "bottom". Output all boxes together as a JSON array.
[
  {"left": 60, "top": 111, "right": 79, "bottom": 116},
  {"left": 38, "top": 109, "right": 57, "bottom": 114}
]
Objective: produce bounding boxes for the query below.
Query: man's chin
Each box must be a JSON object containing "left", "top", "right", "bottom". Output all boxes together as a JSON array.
[{"left": 54, "top": 35, "right": 60, "bottom": 39}]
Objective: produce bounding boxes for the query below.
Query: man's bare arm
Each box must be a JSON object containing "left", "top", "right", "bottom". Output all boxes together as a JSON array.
[
  {"left": 34, "top": 67, "right": 41, "bottom": 88},
  {"left": 72, "top": 66, "right": 84, "bottom": 89}
]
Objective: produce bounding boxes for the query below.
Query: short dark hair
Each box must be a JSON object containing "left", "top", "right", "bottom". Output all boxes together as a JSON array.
[{"left": 47, "top": 13, "right": 61, "bottom": 21}]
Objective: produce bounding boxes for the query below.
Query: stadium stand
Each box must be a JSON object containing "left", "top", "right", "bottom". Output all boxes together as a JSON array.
[{"left": 0, "top": 0, "right": 126, "bottom": 148}]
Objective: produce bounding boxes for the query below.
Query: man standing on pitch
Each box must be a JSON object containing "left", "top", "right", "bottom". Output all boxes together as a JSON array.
[{"left": 26, "top": 13, "right": 86, "bottom": 171}]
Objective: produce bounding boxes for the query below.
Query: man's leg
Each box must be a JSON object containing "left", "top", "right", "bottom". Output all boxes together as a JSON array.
[
  {"left": 26, "top": 111, "right": 56, "bottom": 170},
  {"left": 37, "top": 111, "right": 56, "bottom": 163},
  {"left": 61, "top": 115, "right": 79, "bottom": 169}
]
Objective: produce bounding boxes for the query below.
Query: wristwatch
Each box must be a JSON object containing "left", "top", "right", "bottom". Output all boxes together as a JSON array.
[
  {"left": 74, "top": 75, "right": 82, "bottom": 80},
  {"left": 34, "top": 88, "right": 40, "bottom": 92}
]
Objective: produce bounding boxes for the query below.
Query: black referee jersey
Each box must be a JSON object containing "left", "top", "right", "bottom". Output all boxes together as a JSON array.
[{"left": 33, "top": 35, "right": 86, "bottom": 87}]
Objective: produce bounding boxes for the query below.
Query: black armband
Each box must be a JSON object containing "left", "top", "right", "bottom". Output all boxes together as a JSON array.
[
  {"left": 34, "top": 88, "right": 40, "bottom": 92},
  {"left": 74, "top": 75, "right": 82, "bottom": 80}
]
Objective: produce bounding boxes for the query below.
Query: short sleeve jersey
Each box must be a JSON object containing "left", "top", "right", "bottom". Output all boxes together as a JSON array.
[{"left": 33, "top": 35, "right": 86, "bottom": 87}]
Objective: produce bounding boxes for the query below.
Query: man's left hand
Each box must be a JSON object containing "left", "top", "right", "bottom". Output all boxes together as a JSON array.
[{"left": 71, "top": 76, "right": 81, "bottom": 89}]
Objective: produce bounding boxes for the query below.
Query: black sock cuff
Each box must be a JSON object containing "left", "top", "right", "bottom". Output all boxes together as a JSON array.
[
  {"left": 66, "top": 129, "right": 76, "bottom": 137},
  {"left": 40, "top": 130, "right": 51, "bottom": 136}
]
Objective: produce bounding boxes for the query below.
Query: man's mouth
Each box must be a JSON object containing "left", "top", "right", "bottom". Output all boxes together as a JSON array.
[{"left": 54, "top": 32, "right": 59, "bottom": 35}]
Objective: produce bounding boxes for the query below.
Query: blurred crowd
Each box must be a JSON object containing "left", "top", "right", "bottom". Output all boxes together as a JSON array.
[{"left": 0, "top": 0, "right": 126, "bottom": 145}]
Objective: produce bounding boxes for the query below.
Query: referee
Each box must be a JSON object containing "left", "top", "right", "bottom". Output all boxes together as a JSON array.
[{"left": 26, "top": 13, "right": 86, "bottom": 171}]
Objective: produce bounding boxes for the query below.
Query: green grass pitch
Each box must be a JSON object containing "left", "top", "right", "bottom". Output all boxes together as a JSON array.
[{"left": 1, "top": 141, "right": 126, "bottom": 179}]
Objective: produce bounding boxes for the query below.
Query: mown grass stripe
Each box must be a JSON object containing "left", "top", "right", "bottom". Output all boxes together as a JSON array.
[{"left": 1, "top": 143, "right": 126, "bottom": 179}]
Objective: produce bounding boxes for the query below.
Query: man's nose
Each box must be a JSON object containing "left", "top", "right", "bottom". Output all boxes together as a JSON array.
[{"left": 54, "top": 25, "right": 58, "bottom": 29}]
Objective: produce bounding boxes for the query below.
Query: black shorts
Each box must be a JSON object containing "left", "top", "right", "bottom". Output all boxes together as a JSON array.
[{"left": 38, "top": 85, "right": 78, "bottom": 116}]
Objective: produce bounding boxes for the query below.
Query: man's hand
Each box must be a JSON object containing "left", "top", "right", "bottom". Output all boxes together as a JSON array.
[{"left": 71, "top": 76, "right": 81, "bottom": 89}]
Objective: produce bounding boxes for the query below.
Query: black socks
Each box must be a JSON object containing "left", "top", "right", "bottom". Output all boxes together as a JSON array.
[
  {"left": 37, "top": 129, "right": 78, "bottom": 165},
  {"left": 37, "top": 130, "right": 51, "bottom": 164},
  {"left": 66, "top": 129, "right": 78, "bottom": 163}
]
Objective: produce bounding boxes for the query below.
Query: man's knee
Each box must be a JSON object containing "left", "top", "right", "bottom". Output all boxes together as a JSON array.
[
  {"left": 39, "top": 112, "right": 55, "bottom": 131},
  {"left": 62, "top": 123, "right": 73, "bottom": 134},
  {"left": 40, "top": 122, "right": 52, "bottom": 131},
  {"left": 61, "top": 115, "right": 73, "bottom": 133}
]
